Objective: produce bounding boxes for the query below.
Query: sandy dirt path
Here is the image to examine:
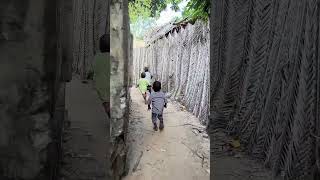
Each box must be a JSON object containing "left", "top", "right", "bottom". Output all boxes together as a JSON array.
[
  {"left": 123, "top": 88, "right": 210, "bottom": 180},
  {"left": 60, "top": 77, "right": 109, "bottom": 180}
]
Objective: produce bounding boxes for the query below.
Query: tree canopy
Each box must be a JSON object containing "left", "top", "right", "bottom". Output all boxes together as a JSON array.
[
  {"left": 129, "top": 0, "right": 209, "bottom": 23},
  {"left": 129, "top": 0, "right": 210, "bottom": 39},
  {"left": 130, "top": 16, "right": 156, "bottom": 40},
  {"left": 182, "top": 0, "right": 210, "bottom": 22}
]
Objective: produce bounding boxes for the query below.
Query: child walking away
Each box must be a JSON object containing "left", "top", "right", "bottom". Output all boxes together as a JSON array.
[
  {"left": 144, "top": 67, "right": 152, "bottom": 94},
  {"left": 148, "top": 81, "right": 167, "bottom": 131},
  {"left": 137, "top": 72, "right": 150, "bottom": 103}
]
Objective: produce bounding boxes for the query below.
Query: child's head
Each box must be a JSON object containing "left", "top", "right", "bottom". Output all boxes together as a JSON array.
[
  {"left": 153, "top": 81, "right": 161, "bottom": 92},
  {"left": 99, "top": 34, "right": 110, "bottom": 53},
  {"left": 141, "top": 72, "right": 146, "bottom": 78},
  {"left": 144, "top": 67, "right": 149, "bottom": 72}
]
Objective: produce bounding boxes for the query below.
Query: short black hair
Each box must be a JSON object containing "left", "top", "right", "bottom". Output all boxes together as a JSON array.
[
  {"left": 141, "top": 72, "right": 146, "bottom": 78},
  {"left": 100, "top": 34, "right": 109, "bottom": 52},
  {"left": 153, "top": 81, "right": 161, "bottom": 92},
  {"left": 144, "top": 67, "right": 149, "bottom": 72}
]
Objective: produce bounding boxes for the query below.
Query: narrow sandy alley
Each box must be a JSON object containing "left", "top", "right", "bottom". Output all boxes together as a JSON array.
[
  {"left": 60, "top": 77, "right": 108, "bottom": 180},
  {"left": 123, "top": 88, "right": 210, "bottom": 180}
]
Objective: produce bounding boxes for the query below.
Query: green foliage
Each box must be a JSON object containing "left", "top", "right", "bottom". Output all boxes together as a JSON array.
[
  {"left": 129, "top": 0, "right": 183, "bottom": 24},
  {"left": 129, "top": 0, "right": 210, "bottom": 24},
  {"left": 129, "top": 0, "right": 210, "bottom": 39},
  {"left": 129, "top": 0, "right": 152, "bottom": 24},
  {"left": 182, "top": 0, "right": 210, "bottom": 21},
  {"left": 130, "top": 16, "right": 156, "bottom": 40}
]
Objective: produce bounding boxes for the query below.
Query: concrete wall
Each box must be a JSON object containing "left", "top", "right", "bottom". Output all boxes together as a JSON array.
[
  {"left": 0, "top": 0, "right": 70, "bottom": 179},
  {"left": 69, "top": 0, "right": 132, "bottom": 179},
  {"left": 0, "top": 0, "right": 130, "bottom": 179},
  {"left": 110, "top": 0, "right": 132, "bottom": 179},
  {"left": 133, "top": 21, "right": 210, "bottom": 125}
]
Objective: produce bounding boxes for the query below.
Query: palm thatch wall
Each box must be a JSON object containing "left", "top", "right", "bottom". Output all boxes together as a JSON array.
[
  {"left": 133, "top": 21, "right": 210, "bottom": 124},
  {"left": 72, "top": 0, "right": 109, "bottom": 79},
  {"left": 210, "top": 0, "right": 320, "bottom": 179}
]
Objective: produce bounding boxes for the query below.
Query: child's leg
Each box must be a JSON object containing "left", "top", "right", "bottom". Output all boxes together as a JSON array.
[
  {"left": 144, "top": 92, "right": 148, "bottom": 104},
  {"left": 142, "top": 92, "right": 146, "bottom": 101},
  {"left": 152, "top": 113, "right": 158, "bottom": 131},
  {"left": 158, "top": 114, "right": 164, "bottom": 130}
]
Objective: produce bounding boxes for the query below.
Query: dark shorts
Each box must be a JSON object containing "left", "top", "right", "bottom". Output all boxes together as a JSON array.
[{"left": 152, "top": 113, "right": 163, "bottom": 124}]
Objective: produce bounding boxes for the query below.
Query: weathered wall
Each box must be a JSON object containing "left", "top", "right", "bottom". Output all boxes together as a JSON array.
[
  {"left": 110, "top": 0, "right": 132, "bottom": 179},
  {"left": 210, "top": 0, "right": 320, "bottom": 179},
  {"left": 0, "top": 0, "right": 69, "bottom": 179},
  {"left": 70, "top": 1, "right": 131, "bottom": 179},
  {"left": 0, "top": 0, "right": 130, "bottom": 179},
  {"left": 133, "top": 21, "right": 210, "bottom": 124}
]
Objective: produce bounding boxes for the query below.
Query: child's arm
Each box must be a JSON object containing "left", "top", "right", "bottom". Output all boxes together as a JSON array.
[
  {"left": 147, "top": 94, "right": 152, "bottom": 110},
  {"left": 164, "top": 94, "right": 168, "bottom": 108}
]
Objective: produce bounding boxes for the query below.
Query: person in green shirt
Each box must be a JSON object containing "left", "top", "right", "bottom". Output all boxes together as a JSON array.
[
  {"left": 137, "top": 72, "right": 150, "bottom": 104},
  {"left": 93, "top": 34, "right": 110, "bottom": 117}
]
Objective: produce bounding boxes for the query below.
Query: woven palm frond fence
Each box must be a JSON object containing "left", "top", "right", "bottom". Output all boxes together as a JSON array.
[
  {"left": 210, "top": 0, "right": 320, "bottom": 179},
  {"left": 133, "top": 21, "right": 210, "bottom": 125},
  {"left": 72, "top": 0, "right": 109, "bottom": 79}
]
